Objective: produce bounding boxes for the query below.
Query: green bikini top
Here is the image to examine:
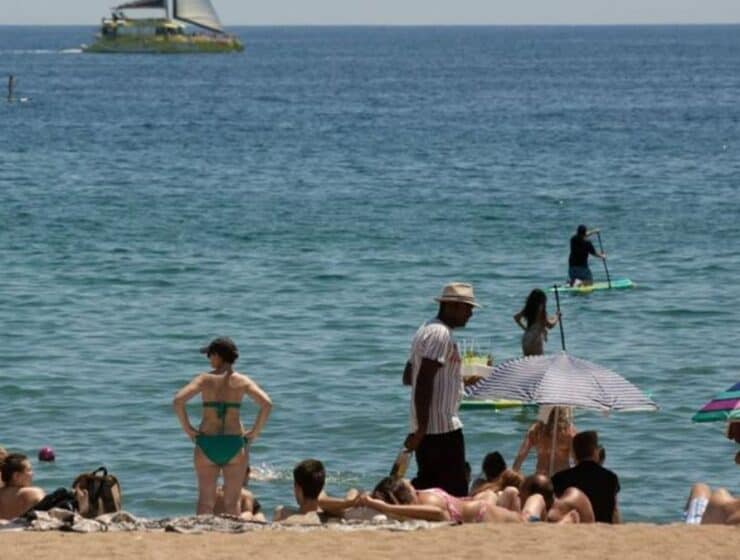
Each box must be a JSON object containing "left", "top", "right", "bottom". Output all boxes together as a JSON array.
[{"left": 203, "top": 401, "right": 241, "bottom": 420}]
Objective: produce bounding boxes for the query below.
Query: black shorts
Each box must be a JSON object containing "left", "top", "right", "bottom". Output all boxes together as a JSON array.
[{"left": 411, "top": 429, "right": 468, "bottom": 497}]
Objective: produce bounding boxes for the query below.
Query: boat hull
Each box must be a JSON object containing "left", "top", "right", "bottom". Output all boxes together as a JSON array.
[{"left": 83, "top": 35, "right": 244, "bottom": 54}]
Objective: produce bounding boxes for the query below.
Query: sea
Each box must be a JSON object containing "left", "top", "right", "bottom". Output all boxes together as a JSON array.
[{"left": 1, "top": 25, "right": 739, "bottom": 523}]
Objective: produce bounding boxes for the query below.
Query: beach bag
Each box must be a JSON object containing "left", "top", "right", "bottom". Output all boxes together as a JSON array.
[
  {"left": 24, "top": 487, "right": 78, "bottom": 517},
  {"left": 72, "top": 466, "right": 122, "bottom": 518}
]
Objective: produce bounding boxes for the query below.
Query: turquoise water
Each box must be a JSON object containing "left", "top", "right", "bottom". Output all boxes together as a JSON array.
[{"left": 1, "top": 26, "right": 739, "bottom": 522}]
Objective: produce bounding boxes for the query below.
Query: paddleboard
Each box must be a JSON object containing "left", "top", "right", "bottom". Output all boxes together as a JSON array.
[
  {"left": 549, "top": 278, "right": 635, "bottom": 294},
  {"left": 460, "top": 400, "right": 537, "bottom": 411}
]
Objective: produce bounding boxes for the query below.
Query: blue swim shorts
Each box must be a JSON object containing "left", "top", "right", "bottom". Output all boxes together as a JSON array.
[{"left": 568, "top": 266, "right": 593, "bottom": 282}]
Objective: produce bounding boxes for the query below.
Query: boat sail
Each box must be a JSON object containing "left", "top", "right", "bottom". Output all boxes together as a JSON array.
[
  {"left": 83, "top": 0, "right": 243, "bottom": 53},
  {"left": 173, "top": 0, "right": 224, "bottom": 34}
]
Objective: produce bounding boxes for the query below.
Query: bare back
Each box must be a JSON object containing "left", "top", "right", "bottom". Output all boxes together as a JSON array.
[
  {"left": 0, "top": 486, "right": 44, "bottom": 520},
  {"left": 198, "top": 371, "right": 253, "bottom": 436}
]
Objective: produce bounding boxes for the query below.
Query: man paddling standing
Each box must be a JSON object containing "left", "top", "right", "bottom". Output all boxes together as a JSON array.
[
  {"left": 401, "top": 282, "right": 481, "bottom": 497},
  {"left": 568, "top": 224, "right": 605, "bottom": 286}
]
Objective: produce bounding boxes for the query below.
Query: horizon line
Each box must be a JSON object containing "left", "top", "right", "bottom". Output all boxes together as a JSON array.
[{"left": 2, "top": 21, "right": 740, "bottom": 27}]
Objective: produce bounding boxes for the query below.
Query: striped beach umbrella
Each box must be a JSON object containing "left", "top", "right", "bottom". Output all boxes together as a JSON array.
[
  {"left": 692, "top": 382, "right": 740, "bottom": 423},
  {"left": 465, "top": 352, "right": 658, "bottom": 412}
]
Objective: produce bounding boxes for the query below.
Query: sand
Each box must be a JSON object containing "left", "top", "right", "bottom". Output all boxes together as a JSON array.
[{"left": 2, "top": 524, "right": 738, "bottom": 560}]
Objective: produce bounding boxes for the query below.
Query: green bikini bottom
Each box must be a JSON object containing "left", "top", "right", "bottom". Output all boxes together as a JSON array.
[{"left": 195, "top": 434, "right": 247, "bottom": 466}]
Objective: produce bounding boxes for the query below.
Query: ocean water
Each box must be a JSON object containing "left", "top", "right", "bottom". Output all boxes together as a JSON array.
[{"left": 1, "top": 25, "right": 739, "bottom": 523}]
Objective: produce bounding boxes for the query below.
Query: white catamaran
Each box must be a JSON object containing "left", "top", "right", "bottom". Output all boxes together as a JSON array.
[{"left": 83, "top": 0, "right": 243, "bottom": 53}]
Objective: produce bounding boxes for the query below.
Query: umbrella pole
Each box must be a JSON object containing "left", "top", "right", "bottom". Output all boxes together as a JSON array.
[
  {"left": 549, "top": 407, "right": 558, "bottom": 477},
  {"left": 553, "top": 284, "right": 566, "bottom": 351}
]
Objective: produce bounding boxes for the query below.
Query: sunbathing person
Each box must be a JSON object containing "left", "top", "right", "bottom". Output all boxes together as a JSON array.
[
  {"left": 683, "top": 483, "right": 740, "bottom": 525},
  {"left": 360, "top": 476, "right": 542, "bottom": 523},
  {"left": 519, "top": 474, "right": 594, "bottom": 523},
  {"left": 0, "top": 454, "right": 45, "bottom": 520},
  {"left": 273, "top": 459, "right": 360, "bottom": 523},
  {"left": 173, "top": 337, "right": 272, "bottom": 516},
  {"left": 471, "top": 468, "right": 523, "bottom": 497}
]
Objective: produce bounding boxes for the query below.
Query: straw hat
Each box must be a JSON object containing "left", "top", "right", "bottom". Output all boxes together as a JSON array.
[{"left": 434, "top": 282, "right": 481, "bottom": 308}]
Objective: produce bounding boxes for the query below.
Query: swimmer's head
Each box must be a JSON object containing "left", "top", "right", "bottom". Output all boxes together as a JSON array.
[{"left": 38, "top": 447, "right": 55, "bottom": 462}]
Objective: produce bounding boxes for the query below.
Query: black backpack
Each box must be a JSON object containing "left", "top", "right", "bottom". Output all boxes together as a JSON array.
[{"left": 23, "top": 487, "right": 78, "bottom": 517}]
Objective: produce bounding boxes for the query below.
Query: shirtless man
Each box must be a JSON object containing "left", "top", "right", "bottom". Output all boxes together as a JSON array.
[
  {"left": 273, "top": 459, "right": 359, "bottom": 523},
  {"left": 0, "top": 454, "right": 45, "bottom": 520}
]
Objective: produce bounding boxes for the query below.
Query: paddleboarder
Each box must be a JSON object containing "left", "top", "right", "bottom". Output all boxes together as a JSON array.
[
  {"left": 568, "top": 225, "right": 606, "bottom": 286},
  {"left": 7, "top": 75, "right": 15, "bottom": 102}
]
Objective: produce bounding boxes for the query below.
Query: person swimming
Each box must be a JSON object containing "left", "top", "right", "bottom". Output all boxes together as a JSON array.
[
  {"left": 513, "top": 289, "right": 560, "bottom": 356},
  {"left": 173, "top": 337, "right": 272, "bottom": 516}
]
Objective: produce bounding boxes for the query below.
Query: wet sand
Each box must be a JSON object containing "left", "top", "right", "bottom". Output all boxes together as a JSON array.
[{"left": 2, "top": 524, "right": 738, "bottom": 560}]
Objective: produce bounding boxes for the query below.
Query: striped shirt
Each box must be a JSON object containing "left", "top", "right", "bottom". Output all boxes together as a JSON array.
[{"left": 408, "top": 318, "right": 464, "bottom": 435}]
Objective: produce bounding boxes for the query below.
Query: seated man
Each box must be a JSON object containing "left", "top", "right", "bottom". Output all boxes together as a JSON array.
[
  {"left": 214, "top": 466, "right": 265, "bottom": 521},
  {"left": 273, "top": 459, "right": 359, "bottom": 524},
  {"left": 684, "top": 483, "right": 740, "bottom": 525},
  {"left": 519, "top": 473, "right": 594, "bottom": 523},
  {"left": 469, "top": 451, "right": 507, "bottom": 495},
  {"left": 551, "top": 431, "right": 621, "bottom": 523},
  {"left": 0, "top": 454, "right": 45, "bottom": 520}
]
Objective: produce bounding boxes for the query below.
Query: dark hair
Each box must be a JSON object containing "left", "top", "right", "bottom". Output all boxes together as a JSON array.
[
  {"left": 1, "top": 453, "right": 29, "bottom": 484},
  {"left": 573, "top": 431, "right": 599, "bottom": 462},
  {"left": 521, "top": 474, "right": 554, "bottom": 510},
  {"left": 201, "top": 337, "right": 239, "bottom": 364},
  {"left": 577, "top": 224, "right": 587, "bottom": 237},
  {"left": 521, "top": 289, "right": 547, "bottom": 329},
  {"left": 372, "top": 476, "right": 415, "bottom": 505},
  {"left": 251, "top": 498, "right": 262, "bottom": 515},
  {"left": 481, "top": 451, "right": 507, "bottom": 481},
  {"left": 293, "top": 459, "right": 325, "bottom": 500}
]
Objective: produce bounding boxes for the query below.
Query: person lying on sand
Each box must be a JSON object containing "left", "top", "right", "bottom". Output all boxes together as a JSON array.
[
  {"left": 469, "top": 468, "right": 524, "bottom": 504},
  {"left": 273, "top": 459, "right": 361, "bottom": 523},
  {"left": 360, "top": 476, "right": 578, "bottom": 524},
  {"left": 684, "top": 483, "right": 740, "bottom": 525},
  {"left": 0, "top": 454, "right": 45, "bottom": 521}
]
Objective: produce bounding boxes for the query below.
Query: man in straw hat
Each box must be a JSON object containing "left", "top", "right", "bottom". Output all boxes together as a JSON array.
[{"left": 401, "top": 282, "right": 481, "bottom": 497}]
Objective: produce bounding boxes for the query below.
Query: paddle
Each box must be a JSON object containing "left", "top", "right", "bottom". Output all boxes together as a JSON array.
[
  {"left": 553, "top": 284, "right": 566, "bottom": 351},
  {"left": 596, "top": 231, "right": 612, "bottom": 289}
]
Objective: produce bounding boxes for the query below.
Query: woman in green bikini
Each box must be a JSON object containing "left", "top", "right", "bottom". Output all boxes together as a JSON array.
[{"left": 173, "top": 337, "right": 272, "bottom": 516}]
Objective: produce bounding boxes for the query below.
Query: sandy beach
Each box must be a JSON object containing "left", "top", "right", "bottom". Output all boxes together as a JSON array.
[{"left": 2, "top": 524, "right": 738, "bottom": 560}]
